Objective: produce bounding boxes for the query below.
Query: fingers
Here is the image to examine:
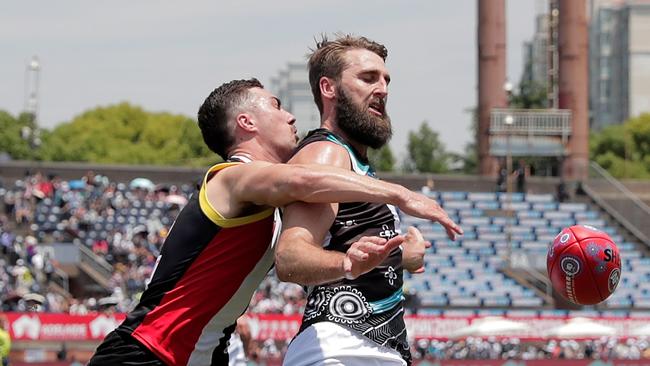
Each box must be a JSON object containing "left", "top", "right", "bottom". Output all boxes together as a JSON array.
[
  {"left": 438, "top": 216, "right": 463, "bottom": 240},
  {"left": 384, "top": 235, "right": 405, "bottom": 253},
  {"left": 357, "top": 236, "right": 387, "bottom": 245},
  {"left": 352, "top": 240, "right": 387, "bottom": 255},
  {"left": 410, "top": 266, "right": 425, "bottom": 274},
  {"left": 347, "top": 247, "right": 369, "bottom": 262}
]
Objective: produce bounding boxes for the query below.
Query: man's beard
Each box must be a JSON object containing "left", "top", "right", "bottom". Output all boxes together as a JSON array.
[{"left": 335, "top": 88, "right": 392, "bottom": 150}]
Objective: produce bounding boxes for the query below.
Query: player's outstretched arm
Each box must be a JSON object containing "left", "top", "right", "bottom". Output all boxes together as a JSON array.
[
  {"left": 223, "top": 160, "right": 405, "bottom": 208},
  {"left": 212, "top": 158, "right": 463, "bottom": 240}
]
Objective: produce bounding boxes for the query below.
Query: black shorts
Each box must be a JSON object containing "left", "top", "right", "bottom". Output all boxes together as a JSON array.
[{"left": 88, "top": 330, "right": 165, "bottom": 366}]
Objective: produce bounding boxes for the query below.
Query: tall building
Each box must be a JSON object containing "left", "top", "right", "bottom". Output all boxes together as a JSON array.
[
  {"left": 589, "top": 0, "right": 650, "bottom": 130},
  {"left": 522, "top": 13, "right": 550, "bottom": 88},
  {"left": 270, "top": 62, "right": 320, "bottom": 135}
]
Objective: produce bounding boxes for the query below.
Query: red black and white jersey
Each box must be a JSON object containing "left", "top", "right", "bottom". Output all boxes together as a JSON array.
[{"left": 115, "top": 161, "right": 276, "bottom": 365}]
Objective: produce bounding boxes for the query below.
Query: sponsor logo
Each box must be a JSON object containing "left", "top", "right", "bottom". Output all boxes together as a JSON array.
[
  {"left": 89, "top": 315, "right": 120, "bottom": 338},
  {"left": 559, "top": 233, "right": 570, "bottom": 244},
  {"left": 608, "top": 268, "right": 621, "bottom": 293},
  {"left": 12, "top": 315, "right": 41, "bottom": 340},
  {"left": 384, "top": 266, "right": 398, "bottom": 286},
  {"left": 604, "top": 247, "right": 618, "bottom": 262},
  {"left": 379, "top": 224, "right": 397, "bottom": 239},
  {"left": 561, "top": 256, "right": 581, "bottom": 304},
  {"left": 565, "top": 276, "right": 577, "bottom": 303},
  {"left": 561, "top": 256, "right": 581, "bottom": 276}
]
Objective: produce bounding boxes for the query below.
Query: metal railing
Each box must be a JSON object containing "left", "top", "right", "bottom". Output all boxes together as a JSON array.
[
  {"left": 51, "top": 268, "right": 70, "bottom": 294},
  {"left": 584, "top": 161, "right": 650, "bottom": 248},
  {"left": 78, "top": 244, "right": 113, "bottom": 281},
  {"left": 490, "top": 108, "right": 572, "bottom": 136}
]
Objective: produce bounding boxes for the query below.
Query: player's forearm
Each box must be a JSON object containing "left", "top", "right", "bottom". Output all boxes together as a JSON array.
[
  {"left": 275, "top": 234, "right": 346, "bottom": 285},
  {"left": 287, "top": 165, "right": 411, "bottom": 206}
]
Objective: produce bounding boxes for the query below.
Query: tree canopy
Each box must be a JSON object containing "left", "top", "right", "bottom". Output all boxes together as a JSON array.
[
  {"left": 404, "top": 121, "right": 449, "bottom": 173},
  {"left": 0, "top": 111, "right": 40, "bottom": 160},
  {"left": 368, "top": 145, "right": 395, "bottom": 172},
  {"left": 37, "top": 103, "right": 218, "bottom": 166},
  {"left": 590, "top": 113, "right": 650, "bottom": 179}
]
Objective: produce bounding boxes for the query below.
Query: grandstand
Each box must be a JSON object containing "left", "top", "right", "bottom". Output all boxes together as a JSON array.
[
  {"left": 403, "top": 189, "right": 647, "bottom": 310},
  {"left": 2, "top": 162, "right": 650, "bottom": 364}
]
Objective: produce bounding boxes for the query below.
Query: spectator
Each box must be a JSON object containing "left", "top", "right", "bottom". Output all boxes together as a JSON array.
[
  {"left": 0, "top": 316, "right": 10, "bottom": 366},
  {"left": 513, "top": 159, "right": 529, "bottom": 194}
]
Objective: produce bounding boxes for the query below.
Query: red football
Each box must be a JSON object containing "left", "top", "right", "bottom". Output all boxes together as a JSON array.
[{"left": 547, "top": 225, "right": 622, "bottom": 305}]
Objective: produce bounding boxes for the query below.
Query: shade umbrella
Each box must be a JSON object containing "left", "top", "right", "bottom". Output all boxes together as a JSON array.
[
  {"left": 449, "top": 317, "right": 531, "bottom": 339},
  {"left": 544, "top": 317, "right": 617, "bottom": 338},
  {"left": 630, "top": 324, "right": 650, "bottom": 337},
  {"left": 129, "top": 178, "right": 155, "bottom": 191}
]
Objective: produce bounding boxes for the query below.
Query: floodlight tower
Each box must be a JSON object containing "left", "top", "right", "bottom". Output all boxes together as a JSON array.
[{"left": 24, "top": 56, "right": 41, "bottom": 123}]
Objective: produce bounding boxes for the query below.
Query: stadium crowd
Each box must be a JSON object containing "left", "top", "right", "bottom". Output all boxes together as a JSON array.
[
  {"left": 412, "top": 337, "right": 650, "bottom": 360},
  {"left": 0, "top": 171, "right": 306, "bottom": 316},
  {"left": 3, "top": 172, "right": 650, "bottom": 361}
]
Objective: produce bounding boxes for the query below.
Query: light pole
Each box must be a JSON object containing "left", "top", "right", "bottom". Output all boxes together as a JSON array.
[
  {"left": 503, "top": 80, "right": 514, "bottom": 267},
  {"left": 24, "top": 55, "right": 40, "bottom": 122}
]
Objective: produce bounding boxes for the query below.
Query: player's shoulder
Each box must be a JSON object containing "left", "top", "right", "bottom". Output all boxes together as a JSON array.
[
  {"left": 290, "top": 141, "right": 350, "bottom": 169},
  {"left": 210, "top": 160, "right": 273, "bottom": 182}
]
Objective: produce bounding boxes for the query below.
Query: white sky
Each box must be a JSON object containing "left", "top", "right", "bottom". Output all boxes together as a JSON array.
[{"left": 1, "top": 1, "right": 541, "bottom": 161}]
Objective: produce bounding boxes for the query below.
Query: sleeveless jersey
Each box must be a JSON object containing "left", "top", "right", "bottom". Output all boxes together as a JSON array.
[
  {"left": 115, "top": 158, "right": 276, "bottom": 366},
  {"left": 294, "top": 129, "right": 411, "bottom": 364}
]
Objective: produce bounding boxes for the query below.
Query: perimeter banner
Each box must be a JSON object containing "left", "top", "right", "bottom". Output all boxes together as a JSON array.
[{"left": 3, "top": 312, "right": 650, "bottom": 341}]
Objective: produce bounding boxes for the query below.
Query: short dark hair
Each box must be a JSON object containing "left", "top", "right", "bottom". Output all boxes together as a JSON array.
[
  {"left": 308, "top": 34, "right": 388, "bottom": 114},
  {"left": 197, "top": 78, "right": 264, "bottom": 159}
]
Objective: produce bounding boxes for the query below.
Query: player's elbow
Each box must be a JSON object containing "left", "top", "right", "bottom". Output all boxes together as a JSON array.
[{"left": 274, "top": 248, "right": 295, "bottom": 282}]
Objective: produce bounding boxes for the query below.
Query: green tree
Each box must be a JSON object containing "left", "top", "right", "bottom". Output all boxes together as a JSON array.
[
  {"left": 39, "top": 103, "right": 218, "bottom": 166},
  {"left": 590, "top": 113, "right": 650, "bottom": 178},
  {"left": 368, "top": 145, "right": 395, "bottom": 172},
  {"left": 461, "top": 108, "right": 478, "bottom": 174},
  {"left": 404, "top": 121, "right": 449, "bottom": 173},
  {"left": 510, "top": 80, "right": 547, "bottom": 109},
  {"left": 0, "top": 111, "right": 40, "bottom": 160}
]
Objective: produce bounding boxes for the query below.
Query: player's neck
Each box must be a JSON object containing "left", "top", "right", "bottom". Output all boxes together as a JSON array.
[
  {"left": 320, "top": 118, "right": 368, "bottom": 159},
  {"left": 229, "top": 145, "right": 282, "bottom": 164}
]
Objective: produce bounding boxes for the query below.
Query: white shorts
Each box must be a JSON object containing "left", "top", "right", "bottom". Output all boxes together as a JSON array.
[
  {"left": 282, "top": 322, "right": 407, "bottom": 366},
  {"left": 227, "top": 333, "right": 246, "bottom": 366}
]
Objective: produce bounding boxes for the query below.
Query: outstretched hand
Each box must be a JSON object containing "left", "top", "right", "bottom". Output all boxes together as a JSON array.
[
  {"left": 398, "top": 191, "right": 463, "bottom": 241},
  {"left": 343, "top": 235, "right": 404, "bottom": 280}
]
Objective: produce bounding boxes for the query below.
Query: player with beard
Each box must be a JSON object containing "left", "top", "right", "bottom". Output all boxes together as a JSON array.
[
  {"left": 276, "top": 35, "right": 463, "bottom": 366},
  {"left": 88, "top": 78, "right": 459, "bottom": 366}
]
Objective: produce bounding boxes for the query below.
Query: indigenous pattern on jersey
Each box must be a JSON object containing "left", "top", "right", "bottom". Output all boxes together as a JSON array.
[
  {"left": 115, "top": 158, "right": 276, "bottom": 366},
  {"left": 293, "top": 129, "right": 411, "bottom": 364}
]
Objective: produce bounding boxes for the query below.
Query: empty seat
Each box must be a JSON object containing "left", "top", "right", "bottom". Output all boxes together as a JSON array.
[
  {"left": 558, "top": 202, "right": 587, "bottom": 212},
  {"left": 526, "top": 194, "right": 554, "bottom": 203},
  {"left": 468, "top": 192, "right": 497, "bottom": 201}
]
